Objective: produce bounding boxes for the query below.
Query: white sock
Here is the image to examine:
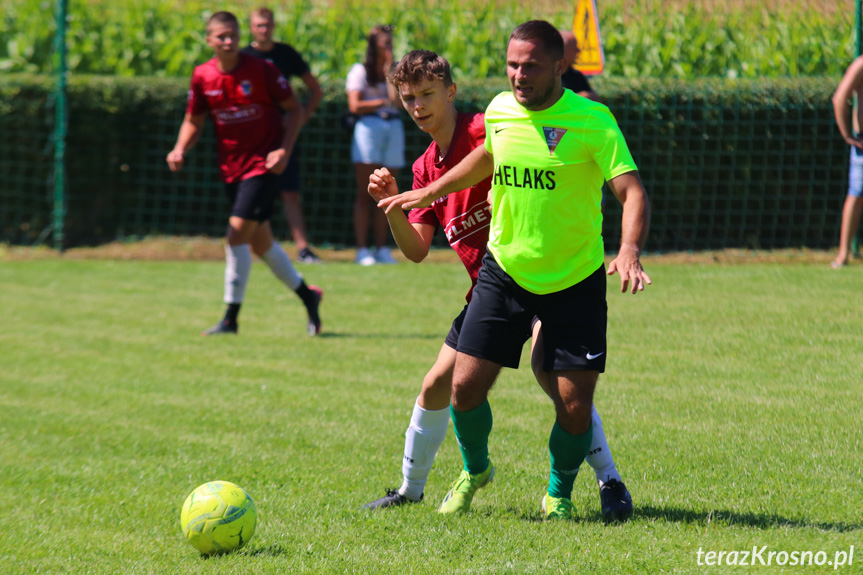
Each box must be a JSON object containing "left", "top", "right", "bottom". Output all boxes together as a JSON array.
[
  {"left": 224, "top": 244, "right": 252, "bottom": 304},
  {"left": 261, "top": 243, "right": 303, "bottom": 291},
  {"left": 585, "top": 404, "right": 623, "bottom": 487},
  {"left": 398, "top": 401, "right": 450, "bottom": 500}
]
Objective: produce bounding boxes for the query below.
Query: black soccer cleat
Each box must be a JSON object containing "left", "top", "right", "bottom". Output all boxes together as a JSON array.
[
  {"left": 298, "top": 247, "right": 322, "bottom": 264},
  {"left": 201, "top": 319, "right": 238, "bottom": 336},
  {"left": 362, "top": 488, "right": 423, "bottom": 510},
  {"left": 305, "top": 285, "right": 323, "bottom": 336},
  {"left": 599, "top": 478, "right": 633, "bottom": 521}
]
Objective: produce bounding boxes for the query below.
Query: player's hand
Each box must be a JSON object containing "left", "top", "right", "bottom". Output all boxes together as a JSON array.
[
  {"left": 607, "top": 244, "right": 652, "bottom": 294},
  {"left": 266, "top": 148, "right": 288, "bottom": 174},
  {"left": 846, "top": 136, "right": 863, "bottom": 150},
  {"left": 166, "top": 150, "right": 185, "bottom": 172},
  {"left": 377, "top": 186, "right": 438, "bottom": 214},
  {"left": 368, "top": 168, "right": 400, "bottom": 203}
]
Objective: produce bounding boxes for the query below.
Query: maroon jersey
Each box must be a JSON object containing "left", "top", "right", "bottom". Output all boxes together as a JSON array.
[
  {"left": 408, "top": 113, "right": 493, "bottom": 301},
  {"left": 186, "top": 54, "right": 293, "bottom": 183}
]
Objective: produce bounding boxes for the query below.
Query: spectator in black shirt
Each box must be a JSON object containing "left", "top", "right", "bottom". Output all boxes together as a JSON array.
[
  {"left": 559, "top": 29, "right": 600, "bottom": 102},
  {"left": 242, "top": 7, "right": 324, "bottom": 263}
]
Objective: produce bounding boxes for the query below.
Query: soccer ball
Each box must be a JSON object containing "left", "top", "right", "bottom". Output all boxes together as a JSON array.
[{"left": 180, "top": 480, "right": 257, "bottom": 555}]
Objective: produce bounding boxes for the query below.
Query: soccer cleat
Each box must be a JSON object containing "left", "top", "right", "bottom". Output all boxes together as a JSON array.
[
  {"left": 305, "top": 285, "right": 323, "bottom": 336},
  {"left": 374, "top": 247, "right": 398, "bottom": 264},
  {"left": 541, "top": 494, "right": 576, "bottom": 520},
  {"left": 599, "top": 479, "right": 633, "bottom": 521},
  {"left": 438, "top": 462, "right": 495, "bottom": 514},
  {"left": 201, "top": 320, "right": 238, "bottom": 336},
  {"left": 298, "top": 247, "right": 322, "bottom": 264},
  {"left": 362, "top": 489, "right": 423, "bottom": 510},
  {"left": 355, "top": 247, "right": 376, "bottom": 266}
]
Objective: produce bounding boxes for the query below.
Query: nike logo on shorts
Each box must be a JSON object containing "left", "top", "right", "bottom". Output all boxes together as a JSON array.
[{"left": 586, "top": 351, "right": 605, "bottom": 360}]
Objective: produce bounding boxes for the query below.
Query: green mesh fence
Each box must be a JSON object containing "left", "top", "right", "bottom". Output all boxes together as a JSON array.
[
  {"left": 1, "top": 107, "right": 55, "bottom": 244},
  {"left": 0, "top": 75, "right": 849, "bottom": 253}
]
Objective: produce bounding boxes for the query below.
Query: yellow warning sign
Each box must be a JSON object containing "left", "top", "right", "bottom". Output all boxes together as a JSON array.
[{"left": 572, "top": 0, "right": 605, "bottom": 76}]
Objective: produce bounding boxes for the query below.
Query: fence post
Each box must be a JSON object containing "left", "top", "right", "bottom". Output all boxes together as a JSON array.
[
  {"left": 52, "top": 0, "right": 68, "bottom": 252},
  {"left": 857, "top": 0, "right": 862, "bottom": 57}
]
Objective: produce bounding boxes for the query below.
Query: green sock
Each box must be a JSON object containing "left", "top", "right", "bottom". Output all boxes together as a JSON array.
[
  {"left": 451, "top": 400, "right": 493, "bottom": 475},
  {"left": 548, "top": 420, "right": 593, "bottom": 499}
]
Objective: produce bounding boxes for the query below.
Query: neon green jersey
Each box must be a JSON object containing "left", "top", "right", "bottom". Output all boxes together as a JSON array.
[{"left": 484, "top": 90, "right": 637, "bottom": 294}]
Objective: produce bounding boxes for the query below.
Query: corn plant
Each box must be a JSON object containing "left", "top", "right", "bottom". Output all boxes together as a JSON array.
[{"left": 0, "top": 0, "right": 853, "bottom": 78}]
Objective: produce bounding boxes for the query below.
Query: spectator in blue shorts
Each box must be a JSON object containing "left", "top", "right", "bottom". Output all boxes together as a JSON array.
[
  {"left": 347, "top": 25, "right": 406, "bottom": 265},
  {"left": 832, "top": 55, "right": 863, "bottom": 269}
]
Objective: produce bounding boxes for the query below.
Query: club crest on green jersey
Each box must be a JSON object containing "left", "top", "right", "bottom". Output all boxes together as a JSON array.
[{"left": 542, "top": 127, "right": 567, "bottom": 155}]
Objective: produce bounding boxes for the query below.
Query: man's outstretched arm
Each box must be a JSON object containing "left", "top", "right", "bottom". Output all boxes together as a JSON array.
[{"left": 377, "top": 145, "right": 494, "bottom": 213}]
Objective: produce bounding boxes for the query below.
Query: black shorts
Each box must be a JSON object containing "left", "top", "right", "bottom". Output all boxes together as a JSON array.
[
  {"left": 456, "top": 252, "right": 607, "bottom": 372},
  {"left": 277, "top": 146, "right": 301, "bottom": 192},
  {"left": 225, "top": 173, "right": 278, "bottom": 222},
  {"left": 445, "top": 302, "right": 533, "bottom": 352},
  {"left": 444, "top": 304, "right": 469, "bottom": 350}
]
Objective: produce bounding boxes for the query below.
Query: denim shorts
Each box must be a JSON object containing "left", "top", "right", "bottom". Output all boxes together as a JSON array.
[
  {"left": 350, "top": 115, "right": 406, "bottom": 168},
  {"left": 848, "top": 146, "right": 863, "bottom": 198}
]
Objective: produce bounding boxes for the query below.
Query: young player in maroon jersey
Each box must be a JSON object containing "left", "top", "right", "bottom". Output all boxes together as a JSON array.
[
  {"left": 363, "top": 50, "right": 632, "bottom": 520},
  {"left": 166, "top": 11, "right": 322, "bottom": 336}
]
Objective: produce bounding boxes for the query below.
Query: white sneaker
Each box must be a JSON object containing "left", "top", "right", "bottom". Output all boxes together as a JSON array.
[
  {"left": 356, "top": 247, "right": 376, "bottom": 266},
  {"left": 374, "top": 247, "right": 397, "bottom": 264}
]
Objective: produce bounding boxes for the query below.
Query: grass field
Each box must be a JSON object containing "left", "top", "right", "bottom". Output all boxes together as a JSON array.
[{"left": 1, "top": 252, "right": 861, "bottom": 573}]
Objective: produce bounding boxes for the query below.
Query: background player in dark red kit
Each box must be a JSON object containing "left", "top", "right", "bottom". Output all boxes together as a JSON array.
[
  {"left": 167, "top": 11, "right": 322, "bottom": 336},
  {"left": 241, "top": 7, "right": 324, "bottom": 264},
  {"left": 363, "top": 50, "right": 632, "bottom": 521}
]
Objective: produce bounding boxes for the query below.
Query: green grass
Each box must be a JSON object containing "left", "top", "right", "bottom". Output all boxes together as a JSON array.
[{"left": 1, "top": 257, "right": 861, "bottom": 573}]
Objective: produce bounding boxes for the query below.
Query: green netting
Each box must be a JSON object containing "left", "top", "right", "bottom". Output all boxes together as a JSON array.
[{"left": 0, "top": 75, "right": 849, "bottom": 253}]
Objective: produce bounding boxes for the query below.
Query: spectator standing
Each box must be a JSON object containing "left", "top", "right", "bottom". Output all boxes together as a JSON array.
[
  {"left": 559, "top": 29, "right": 600, "bottom": 102},
  {"left": 831, "top": 55, "right": 863, "bottom": 269},
  {"left": 347, "top": 25, "right": 405, "bottom": 265},
  {"left": 241, "top": 7, "right": 324, "bottom": 263}
]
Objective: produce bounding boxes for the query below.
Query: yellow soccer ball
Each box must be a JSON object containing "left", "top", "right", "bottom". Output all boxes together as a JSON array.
[{"left": 180, "top": 480, "right": 257, "bottom": 555}]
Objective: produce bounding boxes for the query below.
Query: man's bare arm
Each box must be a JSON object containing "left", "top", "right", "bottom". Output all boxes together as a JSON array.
[
  {"left": 266, "top": 95, "right": 304, "bottom": 174},
  {"left": 377, "top": 145, "right": 494, "bottom": 213},
  {"left": 166, "top": 112, "right": 206, "bottom": 172},
  {"left": 833, "top": 55, "right": 863, "bottom": 148},
  {"left": 368, "top": 167, "right": 436, "bottom": 262},
  {"left": 300, "top": 72, "right": 324, "bottom": 123},
  {"left": 606, "top": 171, "right": 652, "bottom": 294}
]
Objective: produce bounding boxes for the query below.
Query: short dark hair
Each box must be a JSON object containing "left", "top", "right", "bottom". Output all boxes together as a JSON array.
[
  {"left": 389, "top": 50, "right": 453, "bottom": 88},
  {"left": 207, "top": 11, "right": 239, "bottom": 34},
  {"left": 251, "top": 7, "right": 274, "bottom": 21},
  {"left": 508, "top": 20, "right": 564, "bottom": 61}
]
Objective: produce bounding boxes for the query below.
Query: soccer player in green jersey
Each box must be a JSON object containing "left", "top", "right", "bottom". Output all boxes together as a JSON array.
[{"left": 378, "top": 20, "right": 651, "bottom": 520}]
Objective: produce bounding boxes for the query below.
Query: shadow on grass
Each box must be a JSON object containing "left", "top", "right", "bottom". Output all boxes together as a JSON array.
[
  {"left": 237, "top": 543, "right": 294, "bottom": 557},
  {"left": 629, "top": 505, "right": 861, "bottom": 532},
  {"left": 315, "top": 332, "right": 441, "bottom": 340},
  {"left": 510, "top": 506, "right": 861, "bottom": 531}
]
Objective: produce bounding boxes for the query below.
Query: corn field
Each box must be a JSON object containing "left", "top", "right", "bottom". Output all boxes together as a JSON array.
[{"left": 0, "top": 0, "right": 854, "bottom": 79}]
